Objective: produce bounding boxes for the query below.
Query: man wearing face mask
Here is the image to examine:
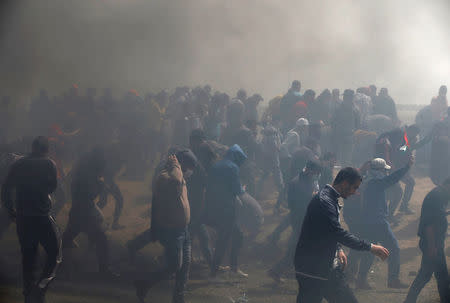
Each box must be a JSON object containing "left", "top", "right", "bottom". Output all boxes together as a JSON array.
[
  {"left": 294, "top": 167, "right": 389, "bottom": 303},
  {"left": 356, "top": 156, "right": 414, "bottom": 289},
  {"left": 268, "top": 159, "right": 322, "bottom": 283}
]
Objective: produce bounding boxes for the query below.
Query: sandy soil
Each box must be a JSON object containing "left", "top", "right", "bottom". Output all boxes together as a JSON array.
[{"left": 0, "top": 167, "right": 448, "bottom": 303}]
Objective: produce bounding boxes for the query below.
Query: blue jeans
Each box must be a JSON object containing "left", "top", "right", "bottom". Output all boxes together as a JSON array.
[
  {"left": 211, "top": 223, "right": 243, "bottom": 275},
  {"left": 358, "top": 219, "right": 400, "bottom": 282},
  {"left": 143, "top": 227, "right": 191, "bottom": 303}
]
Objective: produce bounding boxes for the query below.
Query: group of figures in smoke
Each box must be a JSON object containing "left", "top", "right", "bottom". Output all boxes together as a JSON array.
[{"left": 0, "top": 81, "right": 449, "bottom": 303}]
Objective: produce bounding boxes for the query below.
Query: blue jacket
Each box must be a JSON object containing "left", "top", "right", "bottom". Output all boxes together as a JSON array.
[
  {"left": 205, "top": 144, "right": 247, "bottom": 225},
  {"left": 295, "top": 185, "right": 371, "bottom": 279},
  {"left": 362, "top": 165, "right": 409, "bottom": 223}
]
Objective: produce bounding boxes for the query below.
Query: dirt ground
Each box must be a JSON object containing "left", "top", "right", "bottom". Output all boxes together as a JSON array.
[{"left": 0, "top": 165, "right": 448, "bottom": 303}]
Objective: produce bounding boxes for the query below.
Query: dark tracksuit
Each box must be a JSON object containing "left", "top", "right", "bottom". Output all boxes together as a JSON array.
[
  {"left": 62, "top": 149, "right": 111, "bottom": 273},
  {"left": 205, "top": 144, "right": 247, "bottom": 275},
  {"left": 1, "top": 154, "right": 61, "bottom": 301},
  {"left": 270, "top": 171, "right": 314, "bottom": 276},
  {"left": 404, "top": 187, "right": 449, "bottom": 303},
  {"left": 358, "top": 165, "right": 410, "bottom": 283},
  {"left": 295, "top": 185, "right": 371, "bottom": 303}
]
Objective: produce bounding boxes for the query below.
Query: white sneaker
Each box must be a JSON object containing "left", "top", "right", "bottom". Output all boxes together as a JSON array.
[
  {"left": 218, "top": 265, "right": 231, "bottom": 272},
  {"left": 229, "top": 269, "right": 249, "bottom": 279}
]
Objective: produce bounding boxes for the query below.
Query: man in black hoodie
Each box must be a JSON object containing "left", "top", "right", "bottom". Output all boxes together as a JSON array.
[
  {"left": 2, "top": 136, "right": 61, "bottom": 303},
  {"left": 294, "top": 167, "right": 389, "bottom": 303}
]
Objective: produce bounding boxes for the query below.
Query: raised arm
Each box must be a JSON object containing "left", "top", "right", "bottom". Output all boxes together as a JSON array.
[{"left": 378, "top": 157, "right": 413, "bottom": 189}]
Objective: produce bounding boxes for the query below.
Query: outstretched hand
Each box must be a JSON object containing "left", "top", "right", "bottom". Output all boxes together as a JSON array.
[
  {"left": 370, "top": 244, "right": 389, "bottom": 261},
  {"left": 359, "top": 161, "right": 371, "bottom": 174}
]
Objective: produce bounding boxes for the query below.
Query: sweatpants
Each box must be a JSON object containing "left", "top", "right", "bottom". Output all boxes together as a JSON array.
[{"left": 16, "top": 215, "right": 62, "bottom": 299}]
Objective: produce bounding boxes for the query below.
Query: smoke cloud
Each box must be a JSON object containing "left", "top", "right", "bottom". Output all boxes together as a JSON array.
[{"left": 0, "top": 0, "right": 449, "bottom": 104}]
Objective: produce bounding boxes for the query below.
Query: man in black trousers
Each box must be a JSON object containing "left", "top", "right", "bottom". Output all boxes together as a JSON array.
[
  {"left": 294, "top": 167, "right": 389, "bottom": 303},
  {"left": 404, "top": 178, "right": 450, "bottom": 303},
  {"left": 1, "top": 136, "right": 61, "bottom": 303}
]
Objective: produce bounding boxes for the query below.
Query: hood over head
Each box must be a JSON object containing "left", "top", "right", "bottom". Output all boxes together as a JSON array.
[
  {"left": 224, "top": 144, "right": 247, "bottom": 167},
  {"left": 175, "top": 148, "right": 198, "bottom": 169}
]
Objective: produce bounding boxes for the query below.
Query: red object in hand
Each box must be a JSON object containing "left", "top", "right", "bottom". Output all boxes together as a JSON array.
[{"left": 403, "top": 130, "right": 410, "bottom": 148}]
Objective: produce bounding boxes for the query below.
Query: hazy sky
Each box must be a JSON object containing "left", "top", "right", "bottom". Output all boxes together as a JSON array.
[{"left": 0, "top": 0, "right": 449, "bottom": 104}]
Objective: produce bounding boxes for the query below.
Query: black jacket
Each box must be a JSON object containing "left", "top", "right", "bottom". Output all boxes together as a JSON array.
[
  {"left": 2, "top": 154, "right": 57, "bottom": 217},
  {"left": 418, "top": 187, "right": 449, "bottom": 250},
  {"left": 294, "top": 185, "right": 371, "bottom": 279}
]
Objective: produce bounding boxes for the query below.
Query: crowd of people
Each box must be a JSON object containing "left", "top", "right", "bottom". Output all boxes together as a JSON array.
[{"left": 0, "top": 81, "right": 449, "bottom": 303}]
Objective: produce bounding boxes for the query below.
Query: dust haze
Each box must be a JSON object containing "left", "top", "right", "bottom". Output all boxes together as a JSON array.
[{"left": 0, "top": 0, "right": 449, "bottom": 104}]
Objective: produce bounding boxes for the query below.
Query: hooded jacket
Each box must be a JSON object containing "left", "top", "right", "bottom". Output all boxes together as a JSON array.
[{"left": 205, "top": 144, "right": 247, "bottom": 225}]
